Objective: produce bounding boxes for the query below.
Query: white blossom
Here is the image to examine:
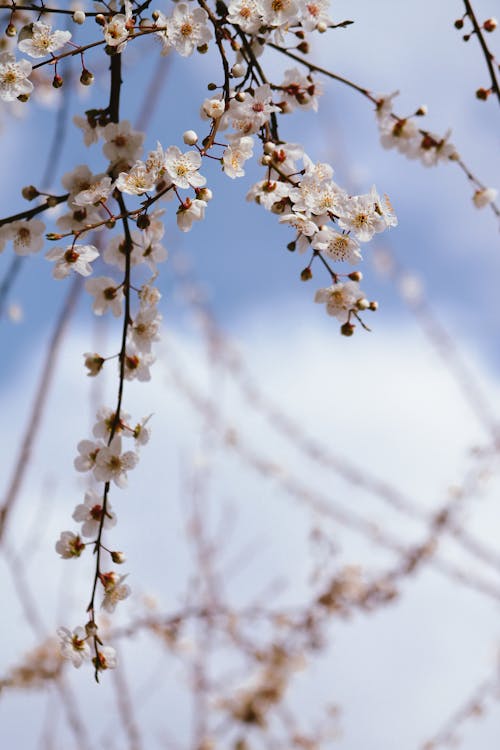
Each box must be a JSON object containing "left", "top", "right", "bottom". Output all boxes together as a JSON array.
[
  {"left": 131, "top": 307, "right": 162, "bottom": 353},
  {"left": 73, "top": 175, "right": 113, "bottom": 207},
  {"left": 163, "top": 3, "right": 212, "bottom": 58},
  {"left": 93, "top": 436, "right": 138, "bottom": 488},
  {"left": 74, "top": 439, "right": 102, "bottom": 473},
  {"left": 101, "top": 573, "right": 131, "bottom": 613},
  {"left": 0, "top": 52, "right": 33, "bottom": 101},
  {"left": 45, "top": 244, "right": 99, "bottom": 279},
  {"left": 7, "top": 219, "right": 45, "bottom": 256},
  {"left": 472, "top": 187, "right": 498, "bottom": 209},
  {"left": 57, "top": 627, "right": 91, "bottom": 667},
  {"left": 176, "top": 198, "right": 207, "bottom": 231},
  {"left": 164, "top": 146, "right": 206, "bottom": 189},
  {"left": 18, "top": 22, "right": 71, "bottom": 58},
  {"left": 124, "top": 347, "right": 155, "bottom": 382},
  {"left": 102, "top": 120, "right": 145, "bottom": 164},
  {"left": 72, "top": 490, "right": 117, "bottom": 538},
  {"left": 55, "top": 531, "right": 85, "bottom": 559},
  {"left": 314, "top": 281, "right": 364, "bottom": 322},
  {"left": 311, "top": 228, "right": 362, "bottom": 264},
  {"left": 222, "top": 135, "right": 254, "bottom": 179},
  {"left": 85, "top": 276, "right": 124, "bottom": 317}
]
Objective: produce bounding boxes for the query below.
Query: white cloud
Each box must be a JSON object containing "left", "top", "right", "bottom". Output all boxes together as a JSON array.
[{"left": 0, "top": 307, "right": 499, "bottom": 747}]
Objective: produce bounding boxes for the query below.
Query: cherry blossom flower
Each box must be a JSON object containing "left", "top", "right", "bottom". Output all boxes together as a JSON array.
[
  {"left": 300, "top": 0, "right": 331, "bottom": 31},
  {"left": 164, "top": 146, "right": 206, "bottom": 189},
  {"left": 311, "top": 228, "right": 362, "bottom": 264},
  {"left": 100, "top": 572, "right": 131, "bottom": 613},
  {"left": 201, "top": 96, "right": 226, "bottom": 120},
  {"left": 261, "top": 0, "right": 300, "bottom": 40},
  {"left": 115, "top": 161, "right": 158, "bottom": 195},
  {"left": 226, "top": 0, "right": 263, "bottom": 33},
  {"left": 7, "top": 219, "right": 45, "bottom": 256},
  {"left": 176, "top": 197, "right": 207, "bottom": 232},
  {"left": 74, "top": 439, "right": 102, "bottom": 473},
  {"left": 93, "top": 645, "right": 117, "bottom": 671},
  {"left": 123, "top": 348, "right": 155, "bottom": 382},
  {"left": 222, "top": 135, "right": 254, "bottom": 179},
  {"left": 93, "top": 436, "right": 138, "bottom": 488},
  {"left": 278, "top": 68, "right": 322, "bottom": 112},
  {"left": 45, "top": 244, "right": 99, "bottom": 279},
  {"left": 57, "top": 627, "right": 91, "bottom": 667},
  {"left": 55, "top": 531, "right": 85, "bottom": 559},
  {"left": 379, "top": 116, "right": 419, "bottom": 154},
  {"left": 314, "top": 281, "right": 364, "bottom": 322},
  {"left": 92, "top": 406, "right": 129, "bottom": 440},
  {"left": 246, "top": 179, "right": 291, "bottom": 211},
  {"left": 162, "top": 4, "right": 212, "bottom": 58},
  {"left": 83, "top": 353, "right": 105, "bottom": 377},
  {"left": 279, "top": 211, "right": 318, "bottom": 252},
  {"left": 229, "top": 84, "right": 279, "bottom": 135},
  {"left": 73, "top": 175, "right": 113, "bottom": 207},
  {"left": 472, "top": 187, "right": 498, "bottom": 209},
  {"left": 337, "top": 193, "right": 387, "bottom": 242},
  {"left": 130, "top": 307, "right": 162, "bottom": 353},
  {"left": 103, "top": 232, "right": 143, "bottom": 270},
  {"left": 85, "top": 276, "right": 124, "bottom": 317},
  {"left": 102, "top": 120, "right": 144, "bottom": 164},
  {"left": 73, "top": 115, "right": 100, "bottom": 147},
  {"left": 18, "top": 22, "right": 72, "bottom": 58},
  {"left": 0, "top": 52, "right": 33, "bottom": 101},
  {"left": 103, "top": 0, "right": 133, "bottom": 49},
  {"left": 72, "top": 490, "right": 117, "bottom": 538},
  {"left": 132, "top": 415, "right": 153, "bottom": 446}
]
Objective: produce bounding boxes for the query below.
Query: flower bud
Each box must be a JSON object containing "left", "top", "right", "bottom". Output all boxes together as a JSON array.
[
  {"left": 197, "top": 43, "right": 209, "bottom": 54},
  {"left": 72, "top": 10, "right": 86, "bottom": 24},
  {"left": 368, "top": 301, "right": 378, "bottom": 311},
  {"left": 454, "top": 18, "right": 464, "bottom": 29},
  {"left": 197, "top": 187, "right": 213, "bottom": 201},
  {"left": 356, "top": 298, "right": 369, "bottom": 310},
  {"left": 95, "top": 14, "right": 106, "bottom": 26},
  {"left": 17, "top": 94, "right": 30, "bottom": 102},
  {"left": 235, "top": 91, "right": 246, "bottom": 103},
  {"left": 207, "top": 82, "right": 218, "bottom": 91},
  {"left": 22, "top": 185, "right": 39, "bottom": 201},
  {"left": 84, "top": 353, "right": 105, "bottom": 376},
  {"left": 287, "top": 241, "right": 296, "bottom": 252},
  {"left": 475, "top": 87, "right": 490, "bottom": 100},
  {"left": 340, "top": 322, "right": 355, "bottom": 336},
  {"left": 261, "top": 154, "right": 272, "bottom": 165},
  {"left": 5, "top": 23, "right": 16, "bottom": 37},
  {"left": 52, "top": 74, "right": 64, "bottom": 89},
  {"left": 348, "top": 271, "right": 363, "bottom": 282},
  {"left": 483, "top": 18, "right": 497, "bottom": 32},
  {"left": 80, "top": 69, "right": 94, "bottom": 86},
  {"left": 316, "top": 21, "right": 328, "bottom": 33},
  {"left": 297, "top": 41, "right": 309, "bottom": 54},
  {"left": 263, "top": 141, "right": 275, "bottom": 155},
  {"left": 301, "top": 267, "right": 312, "bottom": 281},
  {"left": 85, "top": 621, "right": 98, "bottom": 638},
  {"left": 415, "top": 104, "right": 427, "bottom": 116},
  {"left": 45, "top": 196, "right": 59, "bottom": 208},
  {"left": 136, "top": 213, "right": 151, "bottom": 229},
  {"left": 111, "top": 551, "right": 126, "bottom": 564},
  {"left": 231, "top": 63, "right": 245, "bottom": 78},
  {"left": 183, "top": 129, "right": 198, "bottom": 146},
  {"left": 152, "top": 10, "right": 160, "bottom": 21}
]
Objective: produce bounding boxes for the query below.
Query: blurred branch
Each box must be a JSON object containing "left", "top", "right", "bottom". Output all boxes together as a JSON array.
[{"left": 0, "top": 275, "right": 83, "bottom": 542}]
